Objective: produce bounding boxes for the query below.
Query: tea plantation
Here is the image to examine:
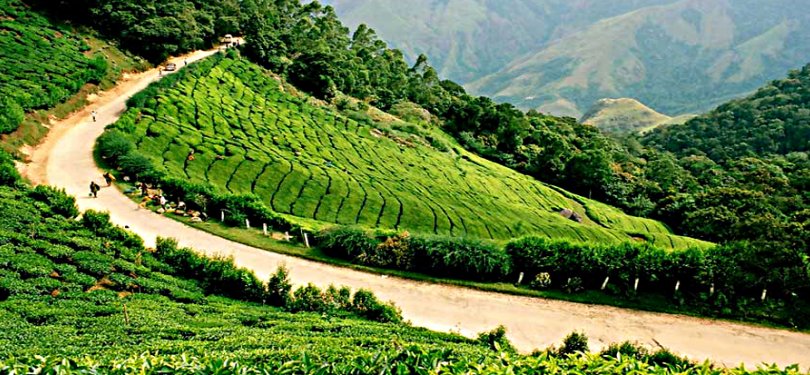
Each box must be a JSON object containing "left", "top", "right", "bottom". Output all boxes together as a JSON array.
[
  {"left": 0, "top": 0, "right": 106, "bottom": 134},
  {"left": 107, "top": 54, "right": 709, "bottom": 250},
  {"left": 0, "top": 157, "right": 797, "bottom": 375}
]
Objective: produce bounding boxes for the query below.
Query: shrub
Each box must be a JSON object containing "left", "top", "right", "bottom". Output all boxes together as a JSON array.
[
  {"left": 289, "top": 284, "right": 326, "bottom": 312},
  {"left": 324, "top": 285, "right": 352, "bottom": 311},
  {"left": 28, "top": 185, "right": 79, "bottom": 218},
  {"left": 476, "top": 325, "right": 515, "bottom": 352},
  {"left": 559, "top": 331, "right": 589, "bottom": 355},
  {"left": 600, "top": 341, "right": 648, "bottom": 359},
  {"left": 0, "top": 152, "right": 20, "bottom": 186},
  {"left": 267, "top": 265, "right": 292, "bottom": 307},
  {"left": 318, "top": 227, "right": 377, "bottom": 260},
  {"left": 0, "top": 98, "right": 24, "bottom": 134},
  {"left": 648, "top": 349, "right": 693, "bottom": 368},
  {"left": 96, "top": 130, "right": 134, "bottom": 165},
  {"left": 154, "top": 237, "right": 265, "bottom": 303},
  {"left": 81, "top": 210, "right": 111, "bottom": 233},
  {"left": 351, "top": 289, "right": 402, "bottom": 323},
  {"left": 118, "top": 151, "right": 155, "bottom": 179}
]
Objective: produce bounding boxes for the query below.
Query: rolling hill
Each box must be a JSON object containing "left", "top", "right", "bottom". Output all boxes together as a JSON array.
[
  {"left": 325, "top": 0, "right": 810, "bottom": 118},
  {"left": 104, "top": 53, "right": 708, "bottom": 249},
  {"left": 581, "top": 98, "right": 693, "bottom": 135}
]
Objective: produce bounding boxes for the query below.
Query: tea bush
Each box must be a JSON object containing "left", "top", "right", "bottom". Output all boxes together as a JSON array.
[
  {"left": 0, "top": 0, "right": 106, "bottom": 133},
  {"left": 102, "top": 54, "right": 708, "bottom": 249}
]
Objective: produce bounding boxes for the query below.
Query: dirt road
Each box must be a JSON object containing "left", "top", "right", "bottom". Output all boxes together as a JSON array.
[{"left": 22, "top": 47, "right": 810, "bottom": 369}]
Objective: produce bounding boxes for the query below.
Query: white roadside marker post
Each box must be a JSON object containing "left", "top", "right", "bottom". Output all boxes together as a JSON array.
[{"left": 601, "top": 276, "right": 610, "bottom": 291}]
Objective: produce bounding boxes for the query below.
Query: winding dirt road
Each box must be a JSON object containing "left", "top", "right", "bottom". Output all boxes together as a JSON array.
[{"left": 21, "top": 47, "right": 810, "bottom": 369}]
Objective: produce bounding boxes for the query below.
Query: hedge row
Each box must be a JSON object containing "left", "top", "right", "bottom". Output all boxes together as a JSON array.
[
  {"left": 154, "top": 237, "right": 401, "bottom": 323},
  {"left": 318, "top": 228, "right": 810, "bottom": 327},
  {"left": 318, "top": 227, "right": 511, "bottom": 282}
]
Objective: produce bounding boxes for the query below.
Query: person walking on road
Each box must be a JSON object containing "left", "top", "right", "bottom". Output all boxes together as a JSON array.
[
  {"left": 91, "top": 110, "right": 98, "bottom": 122},
  {"left": 89, "top": 181, "right": 100, "bottom": 198},
  {"left": 103, "top": 172, "right": 115, "bottom": 186}
]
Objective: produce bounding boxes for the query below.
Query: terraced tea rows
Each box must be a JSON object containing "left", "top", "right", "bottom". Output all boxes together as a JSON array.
[
  {"left": 0, "top": 0, "right": 106, "bottom": 133},
  {"left": 112, "top": 55, "right": 709, "bottom": 249}
]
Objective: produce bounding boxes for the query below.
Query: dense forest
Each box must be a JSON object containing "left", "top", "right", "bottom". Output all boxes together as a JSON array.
[{"left": 29, "top": 0, "right": 809, "bottom": 279}]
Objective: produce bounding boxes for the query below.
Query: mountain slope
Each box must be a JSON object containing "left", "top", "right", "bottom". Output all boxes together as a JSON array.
[
  {"left": 322, "top": 0, "right": 673, "bottom": 84},
  {"left": 325, "top": 0, "right": 810, "bottom": 118},
  {"left": 581, "top": 98, "right": 693, "bottom": 134},
  {"left": 643, "top": 63, "right": 810, "bottom": 161},
  {"left": 469, "top": 0, "right": 810, "bottom": 117}
]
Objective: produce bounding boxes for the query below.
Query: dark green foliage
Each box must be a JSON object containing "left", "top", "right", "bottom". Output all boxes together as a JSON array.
[
  {"left": 318, "top": 228, "right": 512, "bottom": 282},
  {"left": 81, "top": 210, "right": 112, "bottom": 233},
  {"left": 476, "top": 325, "right": 515, "bottom": 352},
  {"left": 0, "top": 98, "right": 24, "bottom": 134},
  {"left": 559, "top": 331, "right": 589, "bottom": 355},
  {"left": 0, "top": 151, "right": 20, "bottom": 186},
  {"left": 117, "top": 151, "right": 154, "bottom": 180},
  {"left": 30, "top": 0, "right": 237, "bottom": 63},
  {"left": 266, "top": 265, "right": 292, "bottom": 307},
  {"left": 28, "top": 185, "right": 79, "bottom": 218},
  {"left": 289, "top": 283, "right": 327, "bottom": 313},
  {"left": 600, "top": 341, "right": 693, "bottom": 369},
  {"left": 96, "top": 130, "right": 134, "bottom": 165},
  {"left": 350, "top": 289, "right": 402, "bottom": 323},
  {"left": 153, "top": 237, "right": 265, "bottom": 303}
]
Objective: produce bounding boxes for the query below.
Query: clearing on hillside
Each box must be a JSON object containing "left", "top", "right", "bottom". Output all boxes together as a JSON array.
[{"left": 108, "top": 54, "right": 709, "bottom": 249}]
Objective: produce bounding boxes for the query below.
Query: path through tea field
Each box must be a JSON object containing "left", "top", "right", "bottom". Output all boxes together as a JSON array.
[{"left": 23, "top": 49, "right": 810, "bottom": 370}]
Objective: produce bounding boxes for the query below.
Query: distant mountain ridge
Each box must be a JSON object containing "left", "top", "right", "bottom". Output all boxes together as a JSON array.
[{"left": 324, "top": 0, "right": 810, "bottom": 118}]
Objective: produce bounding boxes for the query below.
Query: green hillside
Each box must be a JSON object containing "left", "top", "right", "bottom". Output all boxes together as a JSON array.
[
  {"left": 104, "top": 54, "right": 707, "bottom": 250},
  {"left": 0, "top": 0, "right": 145, "bottom": 154},
  {"left": 581, "top": 98, "right": 693, "bottom": 135},
  {"left": 637, "top": 64, "right": 810, "bottom": 245},
  {"left": 0, "top": 0, "right": 105, "bottom": 134}
]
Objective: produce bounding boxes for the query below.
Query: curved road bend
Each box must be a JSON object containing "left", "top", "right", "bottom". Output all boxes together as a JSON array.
[{"left": 29, "top": 47, "right": 810, "bottom": 369}]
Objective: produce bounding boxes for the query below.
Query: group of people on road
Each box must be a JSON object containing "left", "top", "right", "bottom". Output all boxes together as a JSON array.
[{"left": 87, "top": 172, "right": 117, "bottom": 198}]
